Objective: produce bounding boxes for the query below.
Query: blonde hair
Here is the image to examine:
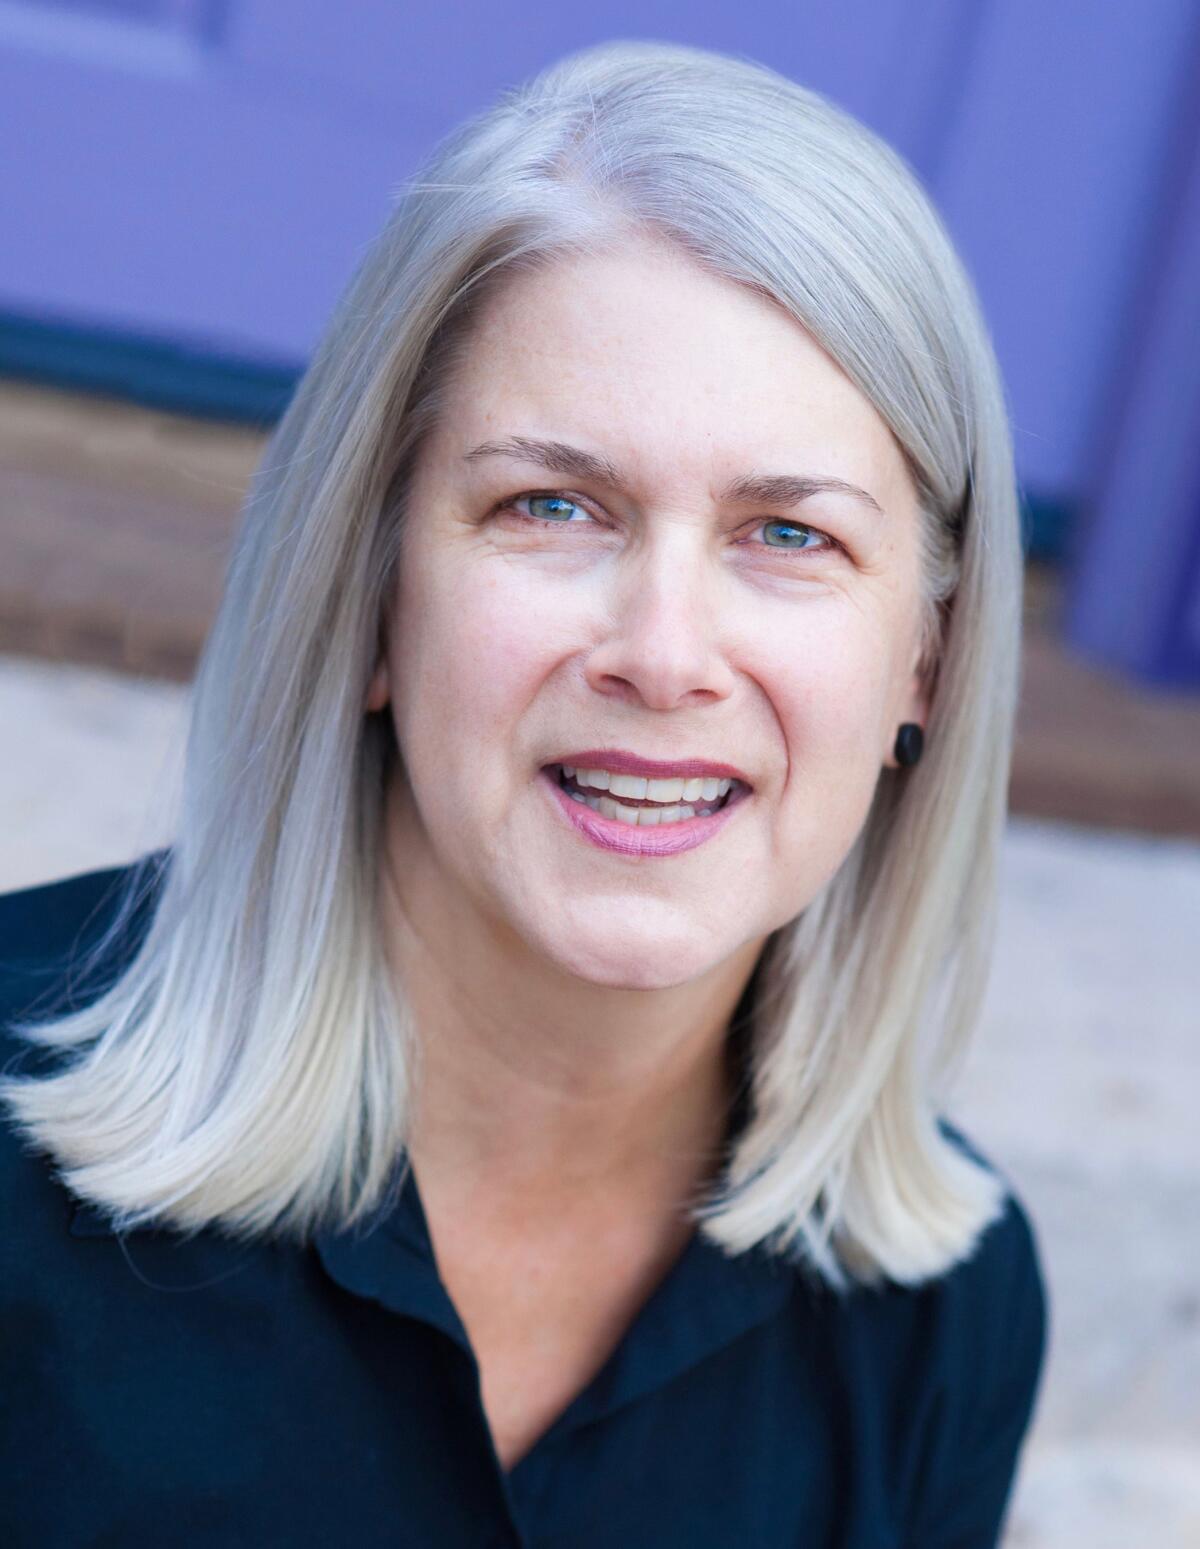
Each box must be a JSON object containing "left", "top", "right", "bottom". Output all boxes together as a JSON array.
[{"left": 1, "top": 39, "right": 1023, "bottom": 1292}]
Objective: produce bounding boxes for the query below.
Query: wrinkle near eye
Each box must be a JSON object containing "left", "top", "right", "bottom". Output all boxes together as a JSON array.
[{"left": 494, "top": 491, "right": 848, "bottom": 562}]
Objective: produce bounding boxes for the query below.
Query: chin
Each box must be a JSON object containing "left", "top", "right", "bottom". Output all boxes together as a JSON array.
[
  {"left": 532, "top": 920, "right": 727, "bottom": 992},
  {"left": 565, "top": 958, "right": 712, "bottom": 993}
]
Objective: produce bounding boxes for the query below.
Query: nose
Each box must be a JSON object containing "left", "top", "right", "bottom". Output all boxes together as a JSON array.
[{"left": 582, "top": 525, "right": 737, "bottom": 711}]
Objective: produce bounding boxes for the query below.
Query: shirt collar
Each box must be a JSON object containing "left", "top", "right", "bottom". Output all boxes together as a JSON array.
[
  {"left": 312, "top": 1153, "right": 801, "bottom": 1432},
  {"left": 68, "top": 1149, "right": 802, "bottom": 1428},
  {"left": 551, "top": 1220, "right": 798, "bottom": 1433},
  {"left": 312, "top": 1159, "right": 473, "bottom": 1350},
  {"left": 312, "top": 993, "right": 794, "bottom": 1392}
]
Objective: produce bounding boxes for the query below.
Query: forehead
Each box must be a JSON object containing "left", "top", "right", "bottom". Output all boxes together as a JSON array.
[{"left": 438, "top": 238, "right": 912, "bottom": 506}]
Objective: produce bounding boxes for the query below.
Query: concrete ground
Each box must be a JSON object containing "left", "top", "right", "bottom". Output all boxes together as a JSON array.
[{"left": 2, "top": 650, "right": 1197, "bottom": 1546}]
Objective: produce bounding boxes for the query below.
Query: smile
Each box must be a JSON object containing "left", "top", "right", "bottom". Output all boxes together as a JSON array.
[
  {"left": 540, "top": 765, "right": 750, "bottom": 857},
  {"left": 556, "top": 765, "right": 733, "bottom": 824}
]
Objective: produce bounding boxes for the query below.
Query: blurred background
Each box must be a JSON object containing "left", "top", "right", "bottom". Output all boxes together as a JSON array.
[{"left": 1, "top": 3, "right": 1198, "bottom": 1544}]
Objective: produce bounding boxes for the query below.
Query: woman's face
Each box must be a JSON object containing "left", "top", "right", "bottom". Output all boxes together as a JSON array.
[{"left": 370, "top": 236, "right": 930, "bottom": 991}]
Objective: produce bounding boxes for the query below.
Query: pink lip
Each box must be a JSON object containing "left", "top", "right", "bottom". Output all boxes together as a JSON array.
[
  {"left": 539, "top": 766, "right": 750, "bottom": 857},
  {"left": 545, "top": 747, "right": 752, "bottom": 785}
]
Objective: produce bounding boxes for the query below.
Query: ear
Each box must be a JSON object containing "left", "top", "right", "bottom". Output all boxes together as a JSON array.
[
  {"left": 365, "top": 657, "right": 389, "bottom": 713},
  {"left": 883, "top": 662, "right": 933, "bottom": 769}
]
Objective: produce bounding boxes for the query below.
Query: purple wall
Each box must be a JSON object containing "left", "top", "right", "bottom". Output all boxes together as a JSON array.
[
  {"left": 2, "top": 0, "right": 1198, "bottom": 684},
  {"left": 1062, "top": 33, "right": 1200, "bottom": 690}
]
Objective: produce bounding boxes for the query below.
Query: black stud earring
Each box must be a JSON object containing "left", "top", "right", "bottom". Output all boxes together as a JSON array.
[{"left": 893, "top": 722, "right": 924, "bottom": 768}]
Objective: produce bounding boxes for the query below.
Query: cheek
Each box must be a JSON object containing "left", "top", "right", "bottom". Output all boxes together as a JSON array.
[
  {"left": 753, "top": 621, "right": 894, "bottom": 760},
  {"left": 390, "top": 562, "right": 559, "bottom": 759},
  {"left": 751, "top": 626, "right": 895, "bottom": 903}
]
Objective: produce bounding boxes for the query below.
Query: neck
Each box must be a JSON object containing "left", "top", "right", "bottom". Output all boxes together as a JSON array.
[{"left": 377, "top": 832, "right": 763, "bottom": 1222}]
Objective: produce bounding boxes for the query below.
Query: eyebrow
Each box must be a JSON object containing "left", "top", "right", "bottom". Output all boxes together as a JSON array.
[{"left": 463, "top": 435, "right": 885, "bottom": 518}]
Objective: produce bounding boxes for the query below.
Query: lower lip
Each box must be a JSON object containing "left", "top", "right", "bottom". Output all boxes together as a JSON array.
[{"left": 539, "top": 766, "right": 750, "bottom": 857}]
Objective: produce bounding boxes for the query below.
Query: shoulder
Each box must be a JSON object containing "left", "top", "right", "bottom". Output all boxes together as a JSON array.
[
  {"left": 0, "top": 852, "right": 169, "bottom": 1236},
  {"left": 835, "top": 1117, "right": 1047, "bottom": 1381},
  {"left": 935, "top": 1115, "right": 1046, "bottom": 1356},
  {"left": 0, "top": 850, "right": 168, "bottom": 1049},
  {"left": 914, "top": 1117, "right": 1048, "bottom": 1391},
  {"left": 899, "top": 1118, "right": 1050, "bottom": 1543},
  {"left": 934, "top": 1115, "right": 1046, "bottom": 1300}
]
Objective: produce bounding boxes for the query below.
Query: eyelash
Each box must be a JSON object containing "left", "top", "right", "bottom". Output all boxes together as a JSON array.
[{"left": 497, "top": 490, "right": 843, "bottom": 559}]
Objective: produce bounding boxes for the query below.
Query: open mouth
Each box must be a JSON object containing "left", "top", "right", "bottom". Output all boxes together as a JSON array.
[{"left": 545, "top": 764, "right": 743, "bottom": 825}]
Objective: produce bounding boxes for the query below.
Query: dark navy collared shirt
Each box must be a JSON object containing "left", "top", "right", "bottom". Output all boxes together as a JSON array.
[{"left": 0, "top": 859, "right": 1048, "bottom": 1548}]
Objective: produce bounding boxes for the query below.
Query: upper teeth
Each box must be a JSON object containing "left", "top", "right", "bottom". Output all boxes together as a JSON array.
[{"left": 563, "top": 766, "right": 733, "bottom": 803}]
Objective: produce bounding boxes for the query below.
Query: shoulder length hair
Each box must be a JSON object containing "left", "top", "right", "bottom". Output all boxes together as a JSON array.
[{"left": 1, "top": 39, "right": 1023, "bottom": 1293}]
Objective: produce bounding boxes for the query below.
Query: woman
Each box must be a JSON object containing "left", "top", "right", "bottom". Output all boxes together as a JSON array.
[{"left": 0, "top": 39, "right": 1047, "bottom": 1548}]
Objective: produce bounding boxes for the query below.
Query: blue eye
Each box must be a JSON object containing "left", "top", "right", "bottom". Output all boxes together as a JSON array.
[
  {"left": 758, "top": 519, "right": 827, "bottom": 552},
  {"left": 518, "top": 493, "right": 589, "bottom": 524},
  {"left": 503, "top": 491, "right": 837, "bottom": 557}
]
